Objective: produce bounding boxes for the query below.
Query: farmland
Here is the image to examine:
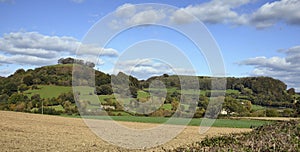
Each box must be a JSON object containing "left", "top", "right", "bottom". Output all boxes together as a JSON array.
[
  {"left": 0, "top": 111, "right": 252, "bottom": 151},
  {"left": 0, "top": 61, "right": 299, "bottom": 151},
  {"left": 66, "top": 115, "right": 270, "bottom": 128},
  {"left": 25, "top": 85, "right": 72, "bottom": 98}
]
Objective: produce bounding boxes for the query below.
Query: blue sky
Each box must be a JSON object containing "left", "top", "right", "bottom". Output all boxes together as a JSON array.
[{"left": 0, "top": 0, "right": 300, "bottom": 90}]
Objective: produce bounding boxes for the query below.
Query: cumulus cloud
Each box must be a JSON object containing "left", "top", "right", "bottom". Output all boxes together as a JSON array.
[
  {"left": 111, "top": 0, "right": 300, "bottom": 29},
  {"left": 77, "top": 44, "right": 118, "bottom": 57},
  {"left": 113, "top": 58, "right": 195, "bottom": 79},
  {"left": 239, "top": 46, "right": 300, "bottom": 90},
  {"left": 177, "top": 0, "right": 300, "bottom": 27},
  {"left": 0, "top": 32, "right": 78, "bottom": 58},
  {"left": 0, "top": 54, "right": 55, "bottom": 65},
  {"left": 0, "top": 31, "right": 118, "bottom": 66},
  {"left": 115, "top": 3, "right": 136, "bottom": 18},
  {"left": 250, "top": 0, "right": 300, "bottom": 28},
  {"left": 171, "top": 0, "right": 250, "bottom": 24},
  {"left": 128, "top": 9, "right": 166, "bottom": 25},
  {"left": 111, "top": 4, "right": 168, "bottom": 28}
]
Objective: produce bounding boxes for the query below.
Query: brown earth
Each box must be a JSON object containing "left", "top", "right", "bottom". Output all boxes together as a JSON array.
[{"left": 0, "top": 111, "right": 251, "bottom": 152}]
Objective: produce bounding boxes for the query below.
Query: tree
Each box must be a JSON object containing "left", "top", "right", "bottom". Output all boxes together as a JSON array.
[
  {"left": 14, "top": 69, "right": 25, "bottom": 75},
  {"left": 287, "top": 88, "right": 296, "bottom": 95},
  {"left": 58, "top": 58, "right": 64, "bottom": 64},
  {"left": 130, "top": 86, "right": 138, "bottom": 98},
  {"left": 295, "top": 100, "right": 300, "bottom": 116},
  {"left": 163, "top": 74, "right": 169, "bottom": 77},
  {"left": 171, "top": 101, "right": 179, "bottom": 111},
  {"left": 59, "top": 57, "right": 75, "bottom": 64},
  {"left": 58, "top": 91, "right": 75, "bottom": 103},
  {"left": 198, "top": 95, "right": 208, "bottom": 109},
  {"left": 266, "top": 108, "right": 279, "bottom": 117},
  {"left": 8, "top": 93, "right": 28, "bottom": 104},
  {"left": 95, "top": 84, "right": 113, "bottom": 95},
  {"left": 85, "top": 61, "right": 95, "bottom": 68},
  {"left": 23, "top": 74, "right": 33, "bottom": 86},
  {"left": 18, "top": 84, "right": 29, "bottom": 93},
  {"left": 0, "top": 94, "right": 9, "bottom": 105},
  {"left": 4, "top": 82, "right": 18, "bottom": 96},
  {"left": 205, "top": 97, "right": 223, "bottom": 118},
  {"left": 15, "top": 102, "right": 26, "bottom": 112},
  {"left": 194, "top": 108, "right": 205, "bottom": 118}
]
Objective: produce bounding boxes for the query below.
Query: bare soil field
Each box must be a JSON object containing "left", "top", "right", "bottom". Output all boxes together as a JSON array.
[{"left": 0, "top": 111, "right": 250, "bottom": 152}]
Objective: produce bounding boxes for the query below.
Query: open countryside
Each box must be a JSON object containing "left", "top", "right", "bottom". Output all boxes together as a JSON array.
[
  {"left": 0, "top": 59, "right": 299, "bottom": 151},
  {"left": 1, "top": 0, "right": 300, "bottom": 151}
]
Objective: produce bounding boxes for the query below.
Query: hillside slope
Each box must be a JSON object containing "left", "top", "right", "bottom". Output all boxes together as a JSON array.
[{"left": 0, "top": 61, "right": 298, "bottom": 117}]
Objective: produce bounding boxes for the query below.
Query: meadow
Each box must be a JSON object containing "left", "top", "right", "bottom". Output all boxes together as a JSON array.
[{"left": 65, "top": 115, "right": 270, "bottom": 128}]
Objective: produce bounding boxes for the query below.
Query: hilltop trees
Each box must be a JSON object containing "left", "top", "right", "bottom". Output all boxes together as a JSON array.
[{"left": 58, "top": 57, "right": 95, "bottom": 68}]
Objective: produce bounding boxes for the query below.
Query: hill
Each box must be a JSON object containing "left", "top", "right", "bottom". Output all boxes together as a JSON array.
[{"left": 0, "top": 57, "right": 299, "bottom": 117}]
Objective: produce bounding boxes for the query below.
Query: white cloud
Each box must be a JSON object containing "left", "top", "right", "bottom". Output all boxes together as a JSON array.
[
  {"left": 171, "top": 0, "right": 250, "bottom": 24},
  {"left": 111, "top": 4, "right": 168, "bottom": 28},
  {"left": 113, "top": 58, "right": 195, "bottom": 79},
  {"left": 250, "top": 0, "right": 300, "bottom": 28},
  {"left": 0, "top": 68, "right": 13, "bottom": 77},
  {"left": 111, "top": 0, "right": 300, "bottom": 29},
  {"left": 239, "top": 46, "right": 300, "bottom": 90},
  {"left": 170, "top": 9, "right": 195, "bottom": 24},
  {"left": 0, "top": 54, "right": 55, "bottom": 65},
  {"left": 128, "top": 9, "right": 166, "bottom": 25},
  {"left": 0, "top": 31, "right": 118, "bottom": 66},
  {"left": 0, "top": 32, "right": 78, "bottom": 58},
  {"left": 77, "top": 44, "right": 118, "bottom": 57},
  {"left": 115, "top": 3, "right": 136, "bottom": 18}
]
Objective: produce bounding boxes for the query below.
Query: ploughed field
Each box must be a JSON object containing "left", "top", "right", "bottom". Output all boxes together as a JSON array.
[{"left": 0, "top": 111, "right": 250, "bottom": 151}]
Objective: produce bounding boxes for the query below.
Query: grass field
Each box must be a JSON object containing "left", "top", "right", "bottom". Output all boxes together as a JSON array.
[
  {"left": 25, "top": 85, "right": 72, "bottom": 98},
  {"left": 251, "top": 104, "right": 265, "bottom": 111},
  {"left": 49, "top": 105, "right": 65, "bottom": 111},
  {"left": 162, "top": 103, "right": 172, "bottom": 110},
  {"left": 137, "top": 90, "right": 150, "bottom": 98},
  {"left": 66, "top": 115, "right": 270, "bottom": 128}
]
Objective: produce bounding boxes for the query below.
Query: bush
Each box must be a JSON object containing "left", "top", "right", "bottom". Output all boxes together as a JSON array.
[
  {"left": 33, "top": 107, "right": 61, "bottom": 115},
  {"left": 266, "top": 108, "right": 279, "bottom": 117}
]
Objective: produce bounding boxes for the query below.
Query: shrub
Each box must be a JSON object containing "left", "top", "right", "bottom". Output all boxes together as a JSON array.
[{"left": 266, "top": 108, "right": 279, "bottom": 117}]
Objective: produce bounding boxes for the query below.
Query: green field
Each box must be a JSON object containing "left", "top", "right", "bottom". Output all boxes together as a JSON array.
[
  {"left": 49, "top": 105, "right": 65, "bottom": 111},
  {"left": 25, "top": 85, "right": 72, "bottom": 98},
  {"left": 161, "top": 103, "right": 172, "bottom": 110},
  {"left": 251, "top": 104, "right": 265, "bottom": 111},
  {"left": 137, "top": 90, "right": 150, "bottom": 98},
  {"left": 65, "top": 115, "right": 270, "bottom": 128}
]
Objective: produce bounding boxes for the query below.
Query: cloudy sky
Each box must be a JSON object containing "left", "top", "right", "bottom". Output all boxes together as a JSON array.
[{"left": 0, "top": 0, "right": 300, "bottom": 90}]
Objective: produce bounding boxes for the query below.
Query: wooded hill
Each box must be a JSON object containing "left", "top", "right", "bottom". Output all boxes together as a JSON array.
[{"left": 0, "top": 57, "right": 299, "bottom": 117}]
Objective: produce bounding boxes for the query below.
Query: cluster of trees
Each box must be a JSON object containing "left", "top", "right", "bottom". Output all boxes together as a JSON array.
[
  {"left": 0, "top": 61, "right": 299, "bottom": 118},
  {"left": 58, "top": 57, "right": 95, "bottom": 68},
  {"left": 0, "top": 91, "right": 77, "bottom": 115},
  {"left": 142, "top": 75, "right": 295, "bottom": 108}
]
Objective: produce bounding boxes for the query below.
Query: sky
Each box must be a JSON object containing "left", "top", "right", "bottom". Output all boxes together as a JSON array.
[{"left": 0, "top": 0, "right": 300, "bottom": 91}]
